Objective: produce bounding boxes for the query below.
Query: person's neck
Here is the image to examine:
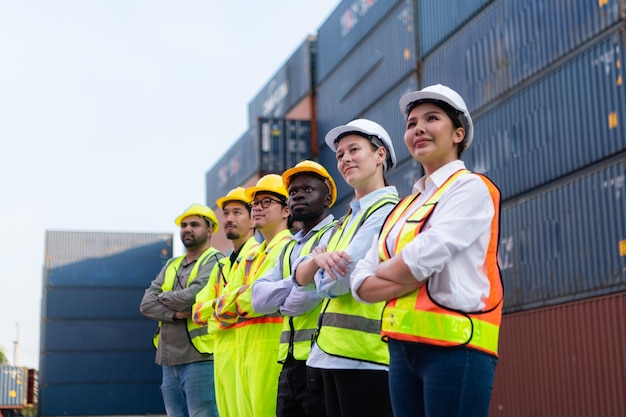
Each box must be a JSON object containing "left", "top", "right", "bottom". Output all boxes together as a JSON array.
[
  {"left": 260, "top": 223, "right": 288, "bottom": 245},
  {"left": 354, "top": 178, "right": 386, "bottom": 200},
  {"left": 185, "top": 241, "right": 211, "bottom": 263},
  {"left": 232, "top": 232, "right": 254, "bottom": 253},
  {"left": 301, "top": 211, "right": 329, "bottom": 234}
]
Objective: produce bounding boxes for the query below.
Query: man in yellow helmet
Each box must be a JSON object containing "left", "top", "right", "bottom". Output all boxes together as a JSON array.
[
  {"left": 214, "top": 174, "right": 293, "bottom": 417},
  {"left": 251, "top": 161, "right": 337, "bottom": 417},
  {"left": 140, "top": 204, "right": 224, "bottom": 417},
  {"left": 192, "top": 187, "right": 259, "bottom": 417}
]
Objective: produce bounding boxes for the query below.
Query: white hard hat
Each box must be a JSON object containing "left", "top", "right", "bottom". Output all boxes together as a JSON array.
[
  {"left": 399, "top": 84, "right": 474, "bottom": 149},
  {"left": 324, "top": 119, "right": 396, "bottom": 171}
]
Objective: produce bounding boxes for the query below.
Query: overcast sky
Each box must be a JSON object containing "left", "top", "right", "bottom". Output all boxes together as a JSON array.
[{"left": 0, "top": 0, "right": 339, "bottom": 370}]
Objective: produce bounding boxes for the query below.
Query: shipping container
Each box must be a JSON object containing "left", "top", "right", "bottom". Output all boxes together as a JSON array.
[
  {"left": 418, "top": 0, "right": 493, "bottom": 57},
  {"left": 316, "top": 0, "right": 402, "bottom": 82},
  {"left": 316, "top": 0, "right": 417, "bottom": 147},
  {"left": 499, "top": 154, "right": 626, "bottom": 312},
  {"left": 490, "top": 292, "right": 626, "bottom": 417},
  {"left": 317, "top": 73, "right": 419, "bottom": 171},
  {"left": 258, "top": 118, "right": 311, "bottom": 174},
  {"left": 386, "top": 156, "right": 423, "bottom": 198},
  {"left": 205, "top": 128, "right": 258, "bottom": 210},
  {"left": 40, "top": 383, "right": 164, "bottom": 416},
  {"left": 423, "top": 0, "right": 624, "bottom": 113},
  {"left": 0, "top": 367, "right": 28, "bottom": 408},
  {"left": 40, "top": 231, "right": 172, "bottom": 416},
  {"left": 464, "top": 29, "right": 626, "bottom": 200},
  {"left": 248, "top": 36, "right": 317, "bottom": 129}
]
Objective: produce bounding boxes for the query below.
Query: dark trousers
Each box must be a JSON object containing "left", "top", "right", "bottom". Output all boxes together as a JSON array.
[
  {"left": 388, "top": 339, "right": 498, "bottom": 417},
  {"left": 277, "top": 359, "right": 327, "bottom": 417},
  {"left": 320, "top": 368, "right": 393, "bottom": 417}
]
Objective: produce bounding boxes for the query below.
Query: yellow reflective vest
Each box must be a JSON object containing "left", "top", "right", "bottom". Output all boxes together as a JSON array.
[
  {"left": 278, "top": 221, "right": 336, "bottom": 362},
  {"left": 315, "top": 194, "right": 399, "bottom": 365},
  {"left": 153, "top": 246, "right": 223, "bottom": 352},
  {"left": 379, "top": 170, "right": 503, "bottom": 356}
]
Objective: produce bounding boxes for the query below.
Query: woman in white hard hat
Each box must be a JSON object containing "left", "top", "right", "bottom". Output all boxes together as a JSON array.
[
  {"left": 293, "top": 119, "right": 402, "bottom": 417},
  {"left": 352, "top": 84, "right": 503, "bottom": 417}
]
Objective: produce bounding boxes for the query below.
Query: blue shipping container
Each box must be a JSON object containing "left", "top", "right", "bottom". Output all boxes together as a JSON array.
[
  {"left": 423, "top": 0, "right": 624, "bottom": 113},
  {"left": 205, "top": 128, "right": 258, "bottom": 209},
  {"left": 317, "top": 0, "right": 402, "bottom": 82},
  {"left": 464, "top": 29, "right": 626, "bottom": 200},
  {"left": 43, "top": 287, "right": 147, "bottom": 319},
  {"left": 42, "top": 319, "right": 155, "bottom": 351},
  {"left": 41, "top": 351, "right": 161, "bottom": 384},
  {"left": 417, "top": 0, "right": 493, "bottom": 57},
  {"left": 40, "top": 383, "right": 164, "bottom": 416},
  {"left": 499, "top": 154, "right": 626, "bottom": 312},
  {"left": 248, "top": 36, "right": 317, "bottom": 129},
  {"left": 0, "top": 366, "right": 28, "bottom": 407},
  {"left": 258, "top": 118, "right": 311, "bottom": 173},
  {"left": 45, "top": 238, "right": 172, "bottom": 287},
  {"left": 316, "top": 0, "right": 417, "bottom": 148}
]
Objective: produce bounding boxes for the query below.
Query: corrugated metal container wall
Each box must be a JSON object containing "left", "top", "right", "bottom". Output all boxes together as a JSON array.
[
  {"left": 464, "top": 29, "right": 626, "bottom": 200},
  {"left": 41, "top": 384, "right": 162, "bottom": 417},
  {"left": 490, "top": 293, "right": 626, "bottom": 417},
  {"left": 205, "top": 129, "right": 258, "bottom": 209},
  {"left": 45, "top": 231, "right": 172, "bottom": 273},
  {"left": 316, "top": 0, "right": 418, "bottom": 147},
  {"left": 316, "top": 0, "right": 402, "bottom": 83},
  {"left": 0, "top": 366, "right": 28, "bottom": 407},
  {"left": 258, "top": 118, "right": 311, "bottom": 173},
  {"left": 42, "top": 352, "right": 161, "bottom": 384},
  {"left": 359, "top": 74, "right": 419, "bottom": 166},
  {"left": 40, "top": 232, "right": 171, "bottom": 416},
  {"left": 422, "top": 0, "right": 624, "bottom": 113},
  {"left": 417, "top": 0, "right": 493, "bottom": 57},
  {"left": 45, "top": 240, "right": 171, "bottom": 287},
  {"left": 499, "top": 154, "right": 626, "bottom": 312},
  {"left": 386, "top": 157, "right": 422, "bottom": 197},
  {"left": 248, "top": 36, "right": 317, "bottom": 129}
]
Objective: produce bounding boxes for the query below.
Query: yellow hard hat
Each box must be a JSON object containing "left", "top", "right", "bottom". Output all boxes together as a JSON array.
[
  {"left": 244, "top": 174, "right": 288, "bottom": 201},
  {"left": 216, "top": 186, "right": 251, "bottom": 209},
  {"left": 174, "top": 203, "right": 219, "bottom": 232},
  {"left": 282, "top": 160, "right": 337, "bottom": 207}
]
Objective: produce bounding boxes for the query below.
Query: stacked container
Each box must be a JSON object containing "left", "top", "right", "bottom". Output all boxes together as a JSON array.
[
  {"left": 415, "top": 0, "right": 626, "bottom": 414},
  {"left": 39, "top": 231, "right": 172, "bottom": 416},
  {"left": 206, "top": 36, "right": 319, "bottom": 252}
]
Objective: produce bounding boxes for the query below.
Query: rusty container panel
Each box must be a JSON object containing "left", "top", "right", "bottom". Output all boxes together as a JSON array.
[{"left": 491, "top": 292, "right": 626, "bottom": 416}]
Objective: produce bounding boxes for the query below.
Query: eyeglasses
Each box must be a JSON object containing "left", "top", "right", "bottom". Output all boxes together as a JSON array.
[{"left": 251, "top": 197, "right": 283, "bottom": 209}]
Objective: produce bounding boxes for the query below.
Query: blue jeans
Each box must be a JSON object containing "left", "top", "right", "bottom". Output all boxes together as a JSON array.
[
  {"left": 161, "top": 361, "right": 218, "bottom": 417},
  {"left": 388, "top": 340, "right": 497, "bottom": 417}
]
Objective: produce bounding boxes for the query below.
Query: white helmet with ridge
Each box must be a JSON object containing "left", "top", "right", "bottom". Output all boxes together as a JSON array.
[
  {"left": 244, "top": 174, "right": 289, "bottom": 201},
  {"left": 324, "top": 118, "right": 396, "bottom": 171},
  {"left": 175, "top": 203, "right": 219, "bottom": 232},
  {"left": 398, "top": 84, "right": 474, "bottom": 149},
  {"left": 282, "top": 160, "right": 337, "bottom": 207}
]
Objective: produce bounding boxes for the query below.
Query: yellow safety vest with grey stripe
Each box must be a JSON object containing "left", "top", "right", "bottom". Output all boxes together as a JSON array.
[
  {"left": 278, "top": 221, "right": 337, "bottom": 362},
  {"left": 153, "top": 247, "right": 223, "bottom": 353},
  {"left": 315, "top": 194, "right": 400, "bottom": 365}
]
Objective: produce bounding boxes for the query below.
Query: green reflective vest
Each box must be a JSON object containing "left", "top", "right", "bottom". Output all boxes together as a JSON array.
[
  {"left": 153, "top": 246, "right": 223, "bottom": 353},
  {"left": 278, "top": 221, "right": 337, "bottom": 362},
  {"left": 315, "top": 194, "right": 399, "bottom": 365}
]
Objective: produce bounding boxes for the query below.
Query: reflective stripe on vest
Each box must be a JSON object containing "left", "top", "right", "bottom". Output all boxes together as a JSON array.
[
  {"left": 278, "top": 221, "right": 337, "bottom": 361},
  {"left": 152, "top": 247, "right": 222, "bottom": 353},
  {"left": 236, "top": 230, "right": 292, "bottom": 328},
  {"left": 315, "top": 194, "right": 400, "bottom": 364},
  {"left": 379, "top": 170, "right": 503, "bottom": 356}
]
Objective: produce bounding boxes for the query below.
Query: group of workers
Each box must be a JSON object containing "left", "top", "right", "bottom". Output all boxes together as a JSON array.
[{"left": 140, "top": 84, "right": 503, "bottom": 417}]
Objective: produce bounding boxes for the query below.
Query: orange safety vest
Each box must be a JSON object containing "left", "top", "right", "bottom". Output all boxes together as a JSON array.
[{"left": 379, "top": 169, "right": 503, "bottom": 356}]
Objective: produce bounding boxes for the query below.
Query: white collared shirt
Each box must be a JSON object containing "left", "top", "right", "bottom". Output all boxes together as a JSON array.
[{"left": 351, "top": 160, "right": 496, "bottom": 312}]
